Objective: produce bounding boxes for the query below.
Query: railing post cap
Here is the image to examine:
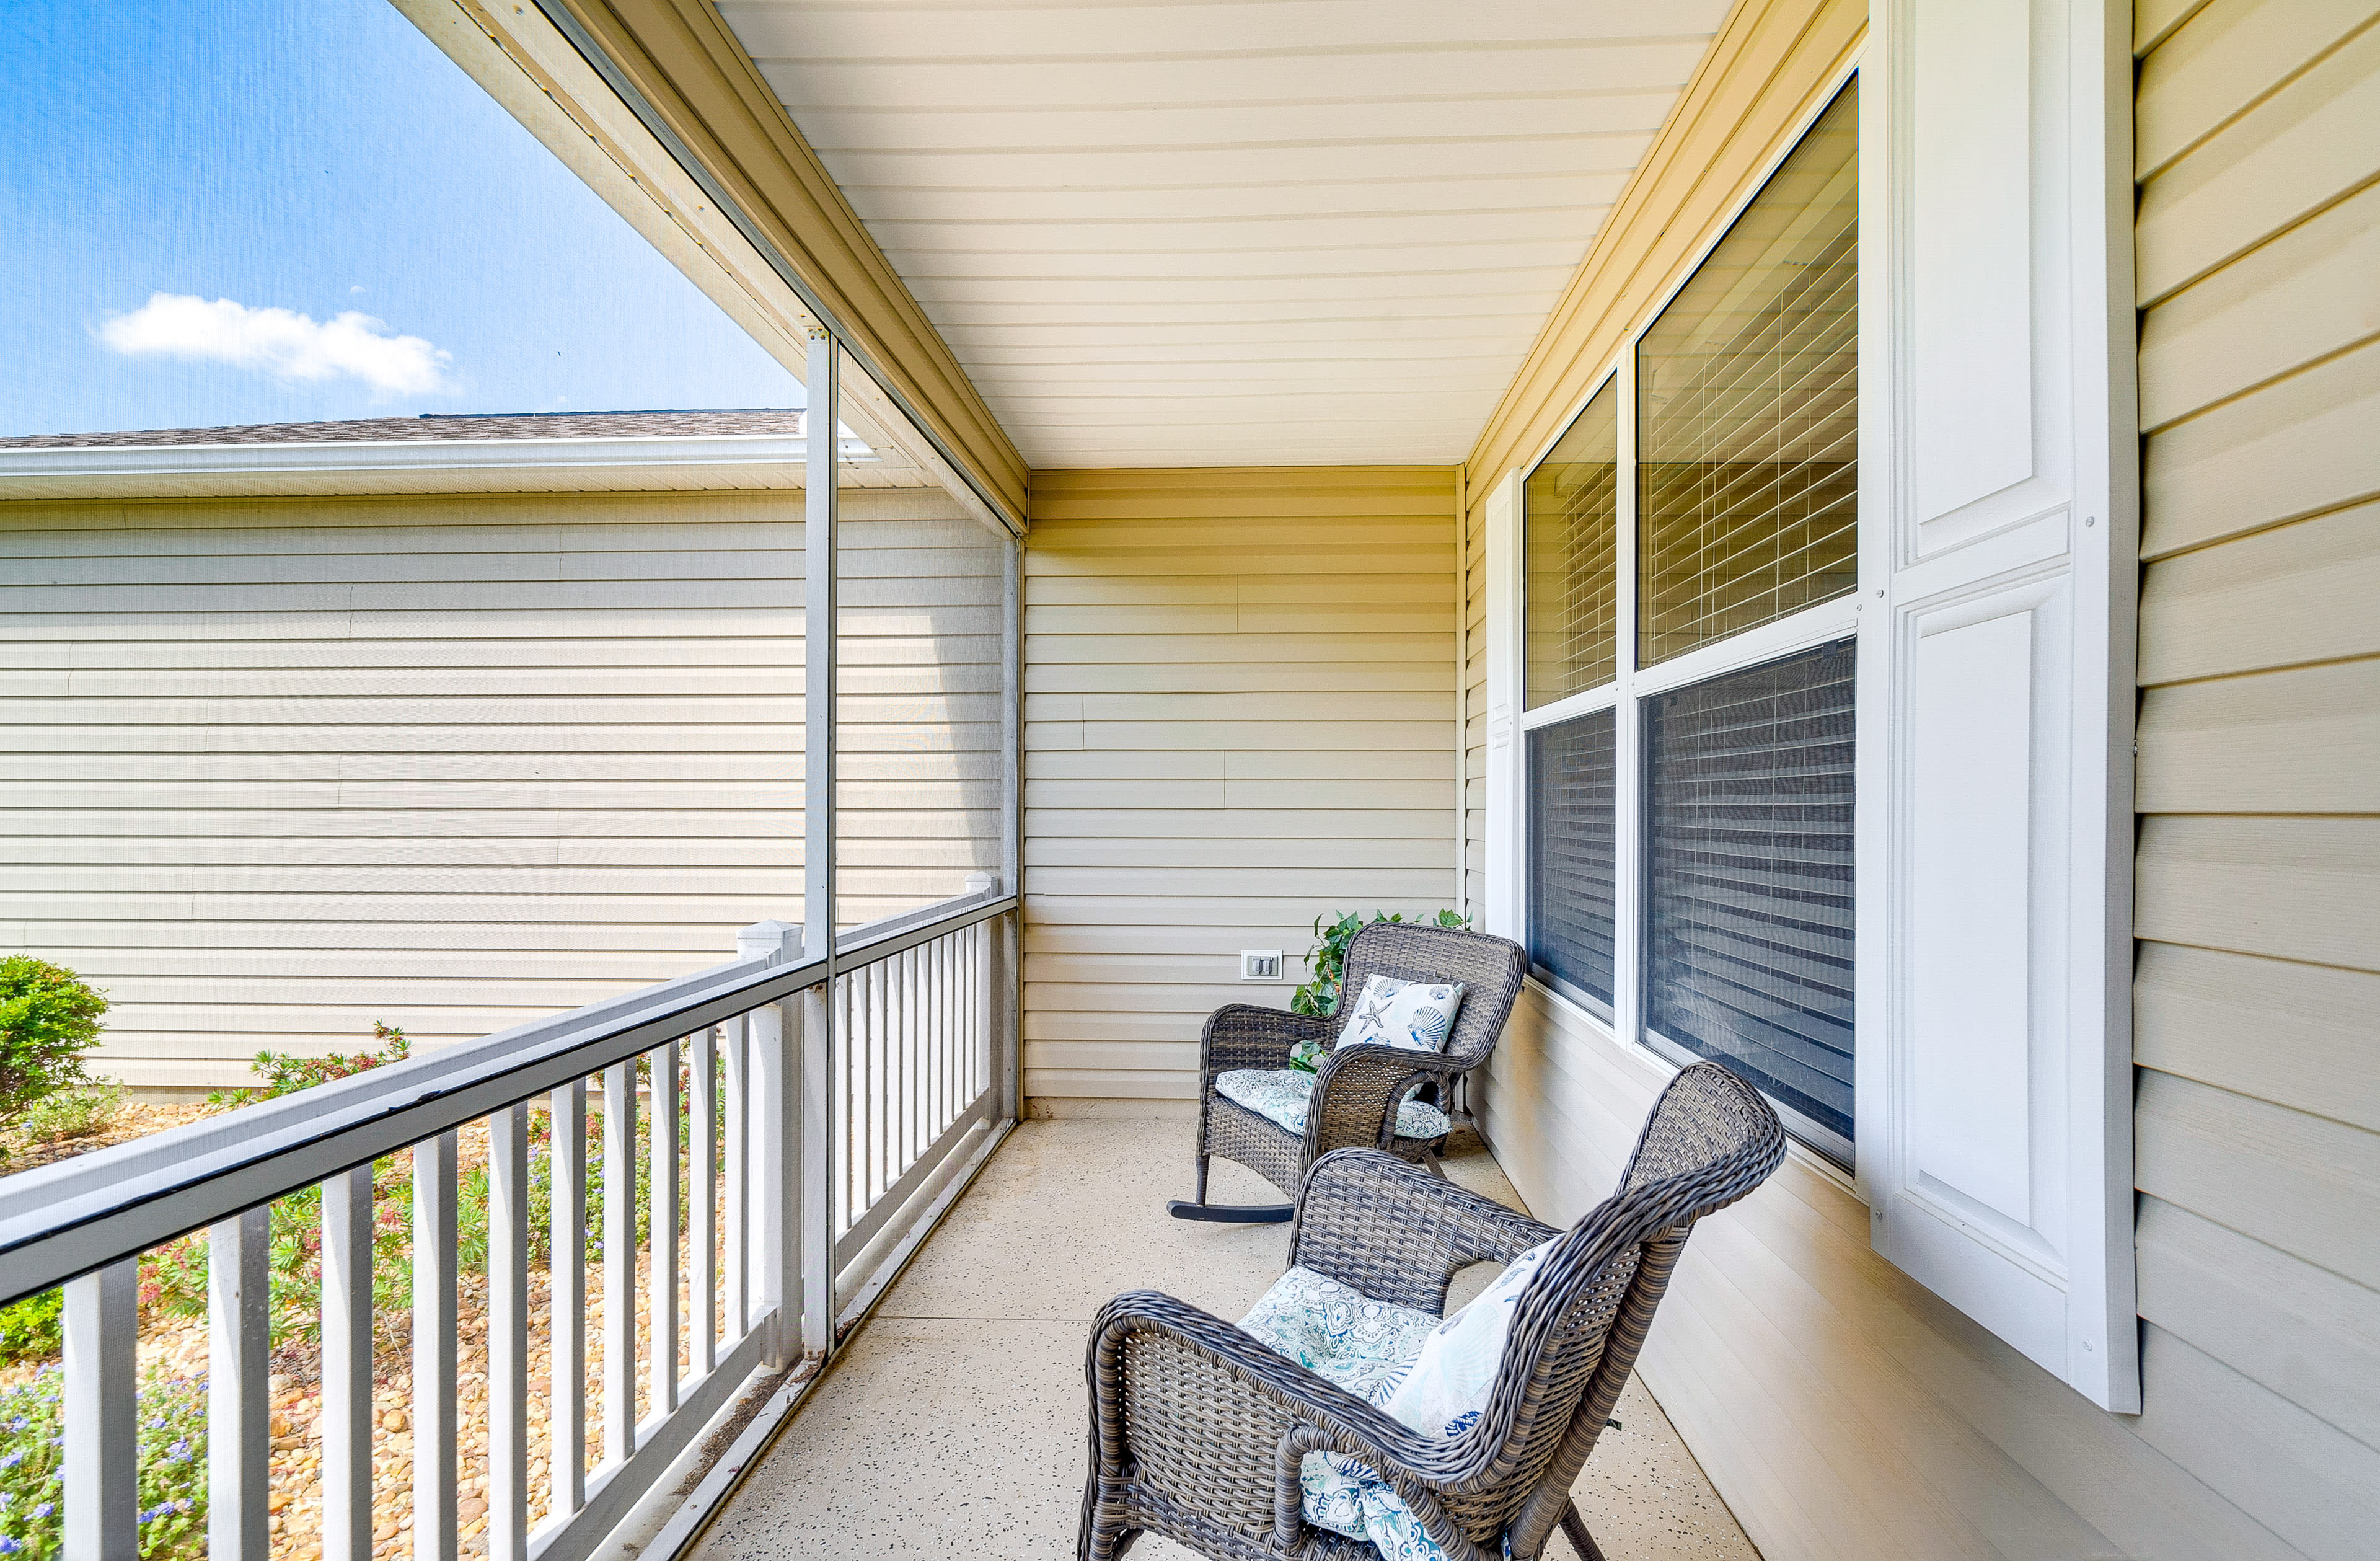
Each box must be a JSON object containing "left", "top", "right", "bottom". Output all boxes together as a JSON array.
[{"left": 737, "top": 919, "right": 803, "bottom": 962}]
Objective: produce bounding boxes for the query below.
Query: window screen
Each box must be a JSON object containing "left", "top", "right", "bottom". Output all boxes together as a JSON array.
[
  {"left": 1525, "top": 378, "right": 1620, "bottom": 706},
  {"left": 1527, "top": 709, "right": 1617, "bottom": 1014},
  {"left": 1637, "top": 81, "right": 1858, "bottom": 668},
  {"left": 1645, "top": 640, "right": 1855, "bottom": 1162}
]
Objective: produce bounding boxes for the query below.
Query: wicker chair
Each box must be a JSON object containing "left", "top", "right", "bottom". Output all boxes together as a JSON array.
[
  {"left": 1169, "top": 921, "right": 1528, "bottom": 1223},
  {"left": 1082, "top": 1061, "right": 1786, "bottom": 1561}
]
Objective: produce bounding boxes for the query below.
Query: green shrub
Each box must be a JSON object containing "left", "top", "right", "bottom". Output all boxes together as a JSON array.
[
  {"left": 0, "top": 958, "right": 108, "bottom": 1137},
  {"left": 0, "top": 1365, "right": 206, "bottom": 1560},
  {"left": 208, "top": 1020, "right": 410, "bottom": 1109},
  {"left": 1290, "top": 909, "right": 1471, "bottom": 1020},
  {"left": 15, "top": 1081, "right": 124, "bottom": 1146},
  {"left": 0, "top": 1288, "right": 62, "bottom": 1366}
]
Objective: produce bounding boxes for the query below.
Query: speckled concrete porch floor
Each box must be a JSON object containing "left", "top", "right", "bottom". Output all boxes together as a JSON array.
[{"left": 686, "top": 1116, "right": 1760, "bottom": 1561}]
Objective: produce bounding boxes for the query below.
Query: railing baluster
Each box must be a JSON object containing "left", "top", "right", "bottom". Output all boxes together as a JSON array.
[
  {"left": 415, "top": 1130, "right": 459, "bottom": 1561},
  {"left": 651, "top": 1038, "right": 681, "bottom": 1415},
  {"left": 323, "top": 1167, "right": 374, "bottom": 1561},
  {"left": 917, "top": 939, "right": 928, "bottom": 1151},
  {"left": 549, "top": 1081, "right": 586, "bottom": 1515},
  {"left": 488, "top": 1105, "right": 529, "bottom": 1561},
  {"left": 209, "top": 1205, "right": 270, "bottom": 1561},
  {"left": 63, "top": 1259, "right": 137, "bottom": 1561},
  {"left": 602, "top": 1062, "right": 637, "bottom": 1464},
  {"left": 689, "top": 1025, "right": 717, "bottom": 1377},
  {"left": 890, "top": 958, "right": 907, "bottom": 1179},
  {"left": 873, "top": 963, "right": 889, "bottom": 1192},
  {"left": 850, "top": 965, "right": 863, "bottom": 1227},
  {"left": 933, "top": 932, "right": 948, "bottom": 1135},
  {"left": 723, "top": 1015, "right": 747, "bottom": 1339},
  {"left": 919, "top": 937, "right": 928, "bottom": 1147},
  {"left": 939, "top": 929, "right": 952, "bottom": 1133}
]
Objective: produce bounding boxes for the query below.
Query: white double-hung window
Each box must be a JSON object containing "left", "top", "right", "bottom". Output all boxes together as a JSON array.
[
  {"left": 1484, "top": 2, "right": 2140, "bottom": 1416},
  {"left": 1496, "top": 81, "right": 1862, "bottom": 1162}
]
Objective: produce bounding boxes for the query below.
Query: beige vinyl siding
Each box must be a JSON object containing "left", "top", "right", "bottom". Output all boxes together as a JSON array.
[
  {"left": 0, "top": 484, "right": 992, "bottom": 1087},
  {"left": 833, "top": 493, "right": 1009, "bottom": 930},
  {"left": 2126, "top": 2, "right": 2380, "bottom": 1556},
  {"left": 1020, "top": 467, "right": 1458, "bottom": 1103},
  {"left": 1455, "top": 1, "right": 2380, "bottom": 1559}
]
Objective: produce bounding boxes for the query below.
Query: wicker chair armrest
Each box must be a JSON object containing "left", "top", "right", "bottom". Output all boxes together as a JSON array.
[
  {"left": 1288, "top": 1148, "right": 1558, "bottom": 1316},
  {"left": 1085, "top": 1289, "right": 1491, "bottom": 1560},
  {"left": 1199, "top": 1003, "right": 1333, "bottom": 1082},
  {"left": 1304, "top": 1043, "right": 1463, "bottom": 1158}
]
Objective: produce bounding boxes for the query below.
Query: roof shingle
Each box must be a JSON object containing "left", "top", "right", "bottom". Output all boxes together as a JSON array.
[{"left": 0, "top": 409, "right": 804, "bottom": 450}]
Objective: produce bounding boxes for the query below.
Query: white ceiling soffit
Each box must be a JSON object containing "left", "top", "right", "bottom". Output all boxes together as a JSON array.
[{"left": 712, "top": 1, "right": 1729, "bottom": 469}]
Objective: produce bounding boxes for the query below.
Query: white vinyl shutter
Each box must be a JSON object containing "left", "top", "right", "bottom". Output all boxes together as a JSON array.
[{"left": 1862, "top": 0, "right": 2140, "bottom": 1412}]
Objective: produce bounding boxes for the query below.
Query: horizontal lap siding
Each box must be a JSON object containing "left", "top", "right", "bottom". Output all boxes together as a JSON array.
[
  {"left": 0, "top": 485, "right": 976, "bottom": 1086},
  {"left": 2128, "top": 1, "right": 2380, "bottom": 1555},
  {"left": 1457, "top": 1, "right": 2380, "bottom": 1559},
  {"left": 832, "top": 500, "right": 1008, "bottom": 929},
  {"left": 1021, "top": 467, "right": 1458, "bottom": 1102}
]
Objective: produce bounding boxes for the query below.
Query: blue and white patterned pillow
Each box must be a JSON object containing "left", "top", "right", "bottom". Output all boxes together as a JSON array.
[
  {"left": 1263, "top": 1237, "right": 1561, "bottom": 1560},
  {"left": 1380, "top": 1234, "right": 1561, "bottom": 1439},
  {"left": 1238, "top": 1265, "right": 1440, "bottom": 1406},
  {"left": 1338, "top": 975, "right": 1466, "bottom": 1054}
]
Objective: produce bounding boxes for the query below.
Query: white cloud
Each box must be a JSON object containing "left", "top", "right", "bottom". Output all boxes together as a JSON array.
[{"left": 97, "top": 292, "right": 451, "bottom": 396}]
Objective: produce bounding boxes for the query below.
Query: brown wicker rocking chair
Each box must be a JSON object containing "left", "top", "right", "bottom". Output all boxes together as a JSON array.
[
  {"left": 1082, "top": 1061, "right": 1786, "bottom": 1561},
  {"left": 1168, "top": 921, "right": 1528, "bottom": 1224}
]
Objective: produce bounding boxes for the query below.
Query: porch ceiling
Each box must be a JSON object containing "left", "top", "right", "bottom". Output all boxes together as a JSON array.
[{"left": 710, "top": 1, "right": 1729, "bottom": 469}]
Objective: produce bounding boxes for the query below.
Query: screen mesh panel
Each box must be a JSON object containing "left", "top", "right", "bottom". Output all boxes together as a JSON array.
[
  {"left": 1646, "top": 640, "right": 1854, "bottom": 1160},
  {"left": 1527, "top": 708, "right": 1617, "bottom": 1014},
  {"left": 1637, "top": 81, "right": 1858, "bottom": 668},
  {"left": 1525, "top": 378, "right": 1620, "bottom": 707}
]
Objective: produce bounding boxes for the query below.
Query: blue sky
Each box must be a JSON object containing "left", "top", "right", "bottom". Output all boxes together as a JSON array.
[{"left": 0, "top": 0, "right": 801, "bottom": 438}]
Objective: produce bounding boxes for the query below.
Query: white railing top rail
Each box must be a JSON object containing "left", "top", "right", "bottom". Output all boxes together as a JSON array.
[{"left": 0, "top": 884, "right": 1013, "bottom": 1307}]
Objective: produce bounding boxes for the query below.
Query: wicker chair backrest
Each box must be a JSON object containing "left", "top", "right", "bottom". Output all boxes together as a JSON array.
[
  {"left": 1435, "top": 1064, "right": 1786, "bottom": 1552},
  {"left": 1332, "top": 921, "right": 1527, "bottom": 1069}
]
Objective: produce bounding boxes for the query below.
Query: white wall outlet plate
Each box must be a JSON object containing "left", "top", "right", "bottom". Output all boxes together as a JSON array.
[{"left": 1240, "top": 950, "right": 1284, "bottom": 981}]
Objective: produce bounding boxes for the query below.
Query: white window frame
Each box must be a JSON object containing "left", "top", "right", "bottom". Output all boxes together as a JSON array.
[
  {"left": 1484, "top": 0, "right": 2138, "bottom": 1413},
  {"left": 1489, "top": 58, "right": 1871, "bottom": 1125}
]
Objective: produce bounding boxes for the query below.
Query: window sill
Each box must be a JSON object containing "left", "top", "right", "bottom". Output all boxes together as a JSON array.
[{"left": 1514, "top": 973, "right": 1868, "bottom": 1208}]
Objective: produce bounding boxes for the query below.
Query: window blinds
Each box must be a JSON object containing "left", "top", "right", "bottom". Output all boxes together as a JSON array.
[
  {"left": 1637, "top": 81, "right": 1859, "bottom": 668},
  {"left": 1527, "top": 709, "right": 1617, "bottom": 1015},
  {"left": 1645, "top": 640, "right": 1856, "bottom": 1161},
  {"left": 1524, "top": 378, "right": 1620, "bottom": 706}
]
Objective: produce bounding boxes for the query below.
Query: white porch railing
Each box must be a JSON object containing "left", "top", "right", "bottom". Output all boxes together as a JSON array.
[{"left": 0, "top": 884, "right": 1017, "bottom": 1561}]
